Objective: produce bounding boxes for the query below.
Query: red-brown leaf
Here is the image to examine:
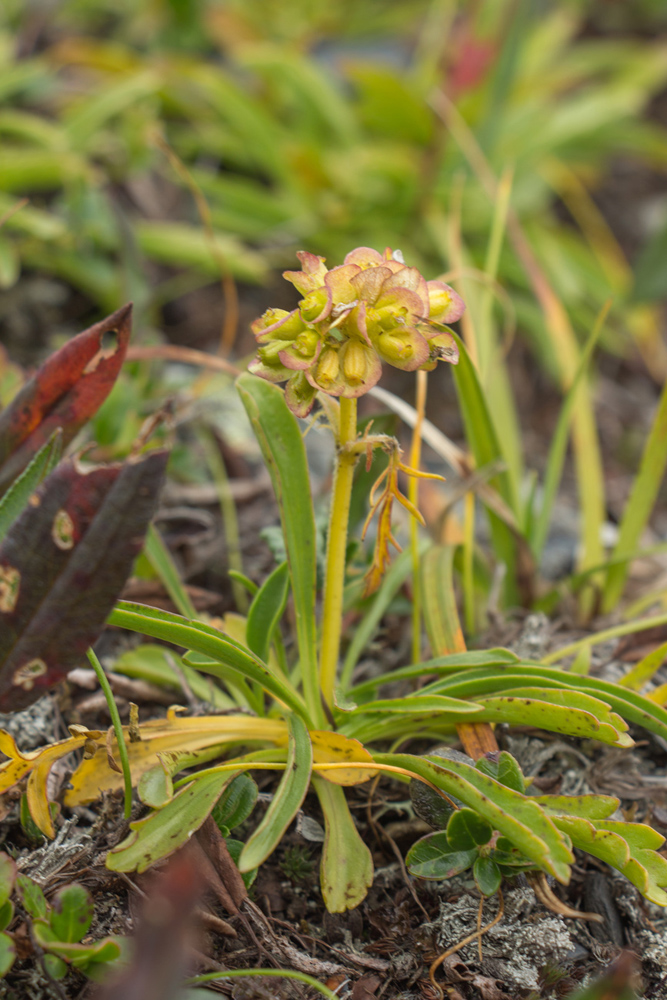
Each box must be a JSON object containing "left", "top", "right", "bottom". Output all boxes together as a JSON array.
[
  {"left": 0, "top": 304, "right": 132, "bottom": 494},
  {"left": 0, "top": 449, "right": 167, "bottom": 712}
]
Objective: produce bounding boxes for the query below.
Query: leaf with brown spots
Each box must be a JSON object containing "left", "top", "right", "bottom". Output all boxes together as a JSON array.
[
  {"left": 0, "top": 449, "right": 168, "bottom": 712},
  {"left": 0, "top": 305, "right": 132, "bottom": 494}
]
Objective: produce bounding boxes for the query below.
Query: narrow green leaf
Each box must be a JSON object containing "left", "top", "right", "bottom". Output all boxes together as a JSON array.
[
  {"left": 617, "top": 641, "right": 667, "bottom": 691},
  {"left": 107, "top": 770, "right": 237, "bottom": 873},
  {"left": 464, "top": 695, "right": 632, "bottom": 746},
  {"left": 0, "top": 429, "right": 62, "bottom": 543},
  {"left": 246, "top": 561, "right": 289, "bottom": 665},
  {"left": 422, "top": 544, "right": 466, "bottom": 655},
  {"left": 113, "top": 644, "right": 234, "bottom": 710},
  {"left": 532, "top": 304, "right": 608, "bottom": 561},
  {"left": 236, "top": 374, "right": 322, "bottom": 728},
  {"left": 345, "top": 694, "right": 484, "bottom": 715},
  {"left": 406, "top": 831, "right": 476, "bottom": 879},
  {"left": 144, "top": 523, "right": 197, "bottom": 619},
  {"left": 238, "top": 714, "right": 312, "bottom": 872},
  {"left": 450, "top": 332, "right": 520, "bottom": 605},
  {"left": 532, "top": 794, "right": 619, "bottom": 820},
  {"left": 108, "top": 601, "right": 309, "bottom": 721},
  {"left": 348, "top": 648, "right": 519, "bottom": 700},
  {"left": 603, "top": 375, "right": 667, "bottom": 611}
]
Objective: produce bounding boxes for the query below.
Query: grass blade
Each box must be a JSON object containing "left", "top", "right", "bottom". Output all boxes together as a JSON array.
[
  {"left": 0, "top": 429, "right": 61, "bottom": 543},
  {"left": 144, "top": 523, "right": 197, "bottom": 619}
]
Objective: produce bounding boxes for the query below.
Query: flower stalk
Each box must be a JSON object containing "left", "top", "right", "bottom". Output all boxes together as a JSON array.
[{"left": 320, "top": 396, "right": 358, "bottom": 708}]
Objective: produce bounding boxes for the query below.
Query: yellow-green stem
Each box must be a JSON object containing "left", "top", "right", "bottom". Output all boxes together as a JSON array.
[
  {"left": 409, "top": 370, "right": 428, "bottom": 663},
  {"left": 320, "top": 396, "right": 358, "bottom": 707}
]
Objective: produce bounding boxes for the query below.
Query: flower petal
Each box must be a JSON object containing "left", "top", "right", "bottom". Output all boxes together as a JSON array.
[
  {"left": 350, "top": 266, "right": 392, "bottom": 305},
  {"left": 428, "top": 281, "right": 466, "bottom": 323},
  {"left": 344, "top": 247, "right": 385, "bottom": 269},
  {"left": 283, "top": 252, "right": 328, "bottom": 294},
  {"left": 375, "top": 286, "right": 425, "bottom": 327},
  {"left": 285, "top": 372, "right": 318, "bottom": 417},
  {"left": 251, "top": 308, "right": 304, "bottom": 343},
  {"left": 247, "top": 356, "right": 291, "bottom": 384},
  {"left": 324, "top": 264, "right": 362, "bottom": 309},
  {"left": 278, "top": 331, "right": 322, "bottom": 371},
  {"left": 338, "top": 340, "right": 382, "bottom": 397},
  {"left": 383, "top": 267, "right": 430, "bottom": 314}
]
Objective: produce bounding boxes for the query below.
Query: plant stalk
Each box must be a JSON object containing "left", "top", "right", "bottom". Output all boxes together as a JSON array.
[
  {"left": 87, "top": 647, "right": 133, "bottom": 819},
  {"left": 320, "top": 396, "right": 358, "bottom": 708},
  {"left": 409, "top": 370, "right": 428, "bottom": 664}
]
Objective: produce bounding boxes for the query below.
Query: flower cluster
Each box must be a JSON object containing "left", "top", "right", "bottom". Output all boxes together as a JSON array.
[{"left": 248, "top": 246, "right": 465, "bottom": 416}]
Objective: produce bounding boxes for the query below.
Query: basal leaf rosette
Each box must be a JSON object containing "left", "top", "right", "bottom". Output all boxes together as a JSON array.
[{"left": 248, "top": 247, "right": 465, "bottom": 416}]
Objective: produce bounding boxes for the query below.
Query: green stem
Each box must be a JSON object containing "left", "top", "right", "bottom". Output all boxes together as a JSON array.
[
  {"left": 86, "top": 648, "right": 133, "bottom": 819},
  {"left": 320, "top": 396, "right": 358, "bottom": 708},
  {"left": 409, "top": 370, "right": 427, "bottom": 664},
  {"left": 186, "top": 969, "right": 339, "bottom": 1000}
]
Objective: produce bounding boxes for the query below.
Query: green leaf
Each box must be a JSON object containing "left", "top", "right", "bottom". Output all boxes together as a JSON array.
[
  {"left": 463, "top": 694, "right": 632, "bottom": 746},
  {"left": 617, "top": 641, "right": 667, "bottom": 692},
  {"left": 603, "top": 375, "right": 667, "bottom": 611},
  {"left": 239, "top": 714, "right": 312, "bottom": 872},
  {"left": 447, "top": 808, "right": 493, "bottom": 850},
  {"left": 107, "top": 770, "right": 238, "bottom": 873},
  {"left": 406, "top": 831, "right": 476, "bottom": 880},
  {"left": 43, "top": 953, "right": 67, "bottom": 980},
  {"left": 0, "top": 931, "right": 15, "bottom": 976},
  {"left": 0, "top": 899, "right": 13, "bottom": 932},
  {"left": 348, "top": 648, "right": 519, "bottom": 700},
  {"left": 450, "top": 332, "right": 520, "bottom": 605},
  {"left": 376, "top": 753, "right": 573, "bottom": 883},
  {"left": 473, "top": 857, "right": 502, "bottom": 897},
  {"left": 532, "top": 794, "right": 619, "bottom": 820},
  {"left": 16, "top": 873, "right": 47, "bottom": 920},
  {"left": 212, "top": 773, "right": 258, "bottom": 835},
  {"left": 475, "top": 752, "right": 525, "bottom": 793},
  {"left": 246, "top": 561, "right": 289, "bottom": 665},
  {"left": 0, "top": 853, "right": 16, "bottom": 908},
  {"left": 345, "top": 694, "right": 484, "bottom": 715},
  {"left": 138, "top": 764, "right": 173, "bottom": 809},
  {"left": 108, "top": 601, "right": 309, "bottom": 722},
  {"left": 49, "top": 884, "right": 94, "bottom": 944},
  {"left": 421, "top": 545, "right": 466, "bottom": 656},
  {"left": 144, "top": 524, "right": 197, "bottom": 620},
  {"left": 114, "top": 643, "right": 233, "bottom": 710},
  {"left": 236, "top": 374, "right": 322, "bottom": 728},
  {"left": 312, "top": 776, "right": 373, "bottom": 912},
  {"left": 0, "top": 429, "right": 62, "bottom": 544}
]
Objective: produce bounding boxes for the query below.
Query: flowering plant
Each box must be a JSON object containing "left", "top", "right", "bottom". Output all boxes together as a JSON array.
[{"left": 249, "top": 246, "right": 465, "bottom": 415}]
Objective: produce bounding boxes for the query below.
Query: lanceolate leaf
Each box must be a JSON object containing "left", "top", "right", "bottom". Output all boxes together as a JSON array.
[
  {"left": 236, "top": 374, "right": 323, "bottom": 727},
  {"left": 108, "top": 601, "right": 309, "bottom": 721},
  {"left": 313, "top": 776, "right": 373, "bottom": 913},
  {"left": 107, "top": 770, "right": 237, "bottom": 873},
  {"left": 0, "top": 305, "right": 132, "bottom": 494},
  {"left": 245, "top": 560, "right": 289, "bottom": 664},
  {"left": 0, "top": 429, "right": 62, "bottom": 543},
  {"left": 238, "top": 713, "right": 312, "bottom": 872},
  {"left": 0, "top": 451, "right": 167, "bottom": 711}
]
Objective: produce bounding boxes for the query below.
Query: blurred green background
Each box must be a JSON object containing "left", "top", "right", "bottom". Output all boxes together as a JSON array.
[{"left": 1, "top": 0, "right": 666, "bottom": 356}]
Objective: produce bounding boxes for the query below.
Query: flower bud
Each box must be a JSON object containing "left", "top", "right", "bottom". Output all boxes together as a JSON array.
[
  {"left": 292, "top": 329, "right": 320, "bottom": 359},
  {"left": 341, "top": 339, "right": 368, "bottom": 387},
  {"left": 259, "top": 340, "right": 294, "bottom": 362},
  {"left": 299, "top": 288, "right": 329, "bottom": 323},
  {"left": 253, "top": 308, "right": 305, "bottom": 343},
  {"left": 315, "top": 346, "right": 340, "bottom": 389},
  {"left": 376, "top": 330, "right": 414, "bottom": 364}
]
